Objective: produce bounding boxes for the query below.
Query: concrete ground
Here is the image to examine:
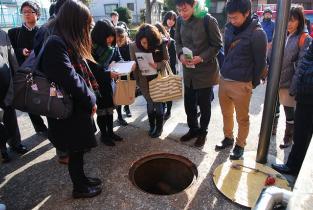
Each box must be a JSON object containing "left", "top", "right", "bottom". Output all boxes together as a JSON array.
[{"left": 0, "top": 84, "right": 294, "bottom": 210}]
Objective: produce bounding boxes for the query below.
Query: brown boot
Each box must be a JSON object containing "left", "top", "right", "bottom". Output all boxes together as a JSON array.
[
  {"left": 272, "top": 116, "right": 279, "bottom": 136},
  {"left": 279, "top": 122, "right": 294, "bottom": 149}
]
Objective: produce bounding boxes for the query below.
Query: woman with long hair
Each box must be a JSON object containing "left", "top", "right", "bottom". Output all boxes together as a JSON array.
[
  {"left": 278, "top": 6, "right": 312, "bottom": 149},
  {"left": 162, "top": 10, "right": 177, "bottom": 39},
  {"left": 130, "top": 24, "right": 170, "bottom": 138},
  {"left": 90, "top": 19, "right": 124, "bottom": 146},
  {"left": 40, "top": 0, "right": 102, "bottom": 198}
]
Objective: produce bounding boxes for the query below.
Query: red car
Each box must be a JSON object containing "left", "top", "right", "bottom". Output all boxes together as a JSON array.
[{"left": 256, "top": 10, "right": 313, "bottom": 37}]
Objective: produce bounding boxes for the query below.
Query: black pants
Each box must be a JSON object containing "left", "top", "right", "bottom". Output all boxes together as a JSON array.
[
  {"left": 28, "top": 113, "right": 47, "bottom": 132},
  {"left": 0, "top": 105, "right": 21, "bottom": 147},
  {"left": 0, "top": 122, "right": 7, "bottom": 151},
  {"left": 68, "top": 151, "right": 88, "bottom": 190},
  {"left": 184, "top": 86, "right": 212, "bottom": 134},
  {"left": 287, "top": 103, "right": 313, "bottom": 173}
]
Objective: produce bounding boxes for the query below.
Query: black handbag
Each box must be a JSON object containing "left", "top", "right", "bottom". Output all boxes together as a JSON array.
[{"left": 12, "top": 36, "right": 73, "bottom": 119}]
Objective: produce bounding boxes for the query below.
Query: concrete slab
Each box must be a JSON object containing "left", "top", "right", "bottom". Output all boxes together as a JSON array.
[{"left": 0, "top": 84, "right": 295, "bottom": 209}]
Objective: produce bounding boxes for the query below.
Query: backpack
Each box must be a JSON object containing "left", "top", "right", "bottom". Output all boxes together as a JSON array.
[
  {"left": 298, "top": 32, "right": 309, "bottom": 48},
  {"left": 177, "top": 14, "right": 224, "bottom": 68}
]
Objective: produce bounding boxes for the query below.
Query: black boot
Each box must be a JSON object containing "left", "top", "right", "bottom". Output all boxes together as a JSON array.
[
  {"left": 148, "top": 112, "right": 156, "bottom": 137},
  {"left": 117, "top": 106, "right": 128, "bottom": 126},
  {"left": 107, "top": 115, "right": 123, "bottom": 142},
  {"left": 123, "top": 106, "right": 132, "bottom": 117},
  {"left": 97, "top": 116, "right": 115, "bottom": 146},
  {"left": 164, "top": 101, "right": 172, "bottom": 120},
  {"left": 151, "top": 114, "right": 163, "bottom": 138}
]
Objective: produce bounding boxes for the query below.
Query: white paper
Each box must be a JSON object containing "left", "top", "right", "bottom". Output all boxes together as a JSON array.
[
  {"left": 182, "top": 47, "right": 195, "bottom": 68},
  {"left": 110, "top": 61, "right": 135, "bottom": 75},
  {"left": 135, "top": 52, "right": 157, "bottom": 75}
]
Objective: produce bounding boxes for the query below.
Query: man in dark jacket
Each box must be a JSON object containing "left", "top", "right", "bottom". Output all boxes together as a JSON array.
[
  {"left": 8, "top": 1, "right": 48, "bottom": 135},
  {"left": 261, "top": 8, "right": 275, "bottom": 43},
  {"left": 272, "top": 40, "right": 313, "bottom": 176},
  {"left": 0, "top": 29, "right": 28, "bottom": 162},
  {"left": 215, "top": 0, "right": 267, "bottom": 159},
  {"left": 175, "top": 0, "right": 223, "bottom": 147}
]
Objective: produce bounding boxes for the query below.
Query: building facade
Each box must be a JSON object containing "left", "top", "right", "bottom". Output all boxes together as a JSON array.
[{"left": 89, "top": 0, "right": 164, "bottom": 24}]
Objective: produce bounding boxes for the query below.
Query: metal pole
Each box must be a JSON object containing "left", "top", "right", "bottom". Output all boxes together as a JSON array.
[{"left": 256, "top": 0, "right": 292, "bottom": 163}]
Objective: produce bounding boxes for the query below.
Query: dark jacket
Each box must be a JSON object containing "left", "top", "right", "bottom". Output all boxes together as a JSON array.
[
  {"left": 261, "top": 19, "right": 275, "bottom": 43},
  {"left": 280, "top": 33, "right": 311, "bottom": 93},
  {"left": 222, "top": 20, "right": 267, "bottom": 87},
  {"left": 118, "top": 43, "right": 131, "bottom": 61},
  {"left": 40, "top": 35, "right": 97, "bottom": 152},
  {"left": 296, "top": 40, "right": 313, "bottom": 105},
  {"left": 175, "top": 14, "right": 223, "bottom": 89},
  {"left": 0, "top": 30, "right": 19, "bottom": 107},
  {"left": 92, "top": 46, "right": 123, "bottom": 109},
  {"left": 8, "top": 24, "right": 39, "bottom": 65},
  {"left": 33, "top": 21, "right": 55, "bottom": 56}
]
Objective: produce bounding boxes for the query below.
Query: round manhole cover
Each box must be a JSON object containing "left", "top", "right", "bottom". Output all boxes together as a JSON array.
[{"left": 129, "top": 153, "right": 198, "bottom": 195}]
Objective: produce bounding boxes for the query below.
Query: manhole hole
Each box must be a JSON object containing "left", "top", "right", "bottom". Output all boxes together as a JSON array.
[{"left": 129, "top": 153, "right": 198, "bottom": 195}]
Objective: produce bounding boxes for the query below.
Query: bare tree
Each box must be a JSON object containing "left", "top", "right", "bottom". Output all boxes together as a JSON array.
[{"left": 145, "top": 0, "right": 157, "bottom": 23}]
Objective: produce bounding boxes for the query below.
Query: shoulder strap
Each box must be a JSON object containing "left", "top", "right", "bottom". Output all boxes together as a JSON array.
[{"left": 298, "top": 32, "right": 309, "bottom": 48}]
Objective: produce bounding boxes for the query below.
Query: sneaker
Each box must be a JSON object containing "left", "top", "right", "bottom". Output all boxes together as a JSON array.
[
  {"left": 180, "top": 130, "right": 199, "bottom": 142},
  {"left": 215, "top": 137, "right": 234, "bottom": 151},
  {"left": 229, "top": 145, "right": 244, "bottom": 160},
  {"left": 85, "top": 177, "right": 102, "bottom": 187},
  {"left": 117, "top": 118, "right": 128, "bottom": 126}
]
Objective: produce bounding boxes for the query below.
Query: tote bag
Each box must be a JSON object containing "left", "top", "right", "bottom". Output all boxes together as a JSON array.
[
  {"left": 113, "top": 74, "right": 136, "bottom": 105},
  {"left": 149, "top": 61, "right": 183, "bottom": 102}
]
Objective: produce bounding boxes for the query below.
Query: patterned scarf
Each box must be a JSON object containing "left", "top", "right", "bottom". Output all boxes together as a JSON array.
[
  {"left": 92, "top": 44, "right": 114, "bottom": 69},
  {"left": 68, "top": 50, "right": 99, "bottom": 91}
]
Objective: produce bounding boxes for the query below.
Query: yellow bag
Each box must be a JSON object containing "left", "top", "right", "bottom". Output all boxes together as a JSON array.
[
  {"left": 149, "top": 61, "right": 183, "bottom": 102},
  {"left": 113, "top": 74, "right": 136, "bottom": 105}
]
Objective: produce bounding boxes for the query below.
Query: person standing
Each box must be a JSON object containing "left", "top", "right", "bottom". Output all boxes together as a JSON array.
[
  {"left": 40, "top": 0, "right": 102, "bottom": 198},
  {"left": 90, "top": 19, "right": 124, "bottom": 146},
  {"left": 272, "top": 39, "right": 313, "bottom": 176},
  {"left": 130, "top": 24, "right": 170, "bottom": 138},
  {"left": 175, "top": 0, "right": 222, "bottom": 147},
  {"left": 277, "top": 6, "right": 311, "bottom": 149},
  {"left": 215, "top": 0, "right": 267, "bottom": 159},
  {"left": 0, "top": 29, "right": 28, "bottom": 161},
  {"left": 8, "top": 1, "right": 48, "bottom": 135},
  {"left": 110, "top": 11, "right": 129, "bottom": 34}
]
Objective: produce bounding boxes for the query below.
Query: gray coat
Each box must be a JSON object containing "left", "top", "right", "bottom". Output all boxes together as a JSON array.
[
  {"left": 280, "top": 32, "right": 312, "bottom": 94},
  {"left": 129, "top": 42, "right": 170, "bottom": 103},
  {"left": 175, "top": 15, "right": 223, "bottom": 89},
  {"left": 0, "top": 29, "right": 19, "bottom": 106}
]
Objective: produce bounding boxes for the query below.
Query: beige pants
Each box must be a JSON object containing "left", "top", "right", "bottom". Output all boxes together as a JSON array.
[{"left": 218, "top": 79, "right": 253, "bottom": 147}]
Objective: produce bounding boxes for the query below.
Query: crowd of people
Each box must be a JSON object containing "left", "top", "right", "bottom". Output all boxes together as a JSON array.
[{"left": 0, "top": 0, "right": 312, "bottom": 199}]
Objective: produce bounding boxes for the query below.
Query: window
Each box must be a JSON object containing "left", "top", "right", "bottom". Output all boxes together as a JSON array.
[
  {"left": 127, "top": 3, "right": 134, "bottom": 11},
  {"left": 104, "top": 4, "right": 118, "bottom": 15}
]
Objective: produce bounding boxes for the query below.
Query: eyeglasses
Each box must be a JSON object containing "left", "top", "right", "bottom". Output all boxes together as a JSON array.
[{"left": 21, "top": 11, "right": 36, "bottom": 15}]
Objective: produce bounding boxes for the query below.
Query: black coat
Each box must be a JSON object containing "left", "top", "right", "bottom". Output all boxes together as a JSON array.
[
  {"left": 92, "top": 46, "right": 123, "bottom": 108},
  {"left": 8, "top": 24, "right": 39, "bottom": 65},
  {"left": 40, "top": 35, "right": 97, "bottom": 152},
  {"left": 88, "top": 61, "right": 113, "bottom": 109}
]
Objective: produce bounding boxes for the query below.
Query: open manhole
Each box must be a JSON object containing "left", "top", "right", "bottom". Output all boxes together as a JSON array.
[{"left": 129, "top": 153, "right": 198, "bottom": 195}]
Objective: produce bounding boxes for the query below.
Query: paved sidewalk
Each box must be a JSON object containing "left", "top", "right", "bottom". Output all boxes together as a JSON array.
[{"left": 0, "top": 84, "right": 293, "bottom": 210}]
